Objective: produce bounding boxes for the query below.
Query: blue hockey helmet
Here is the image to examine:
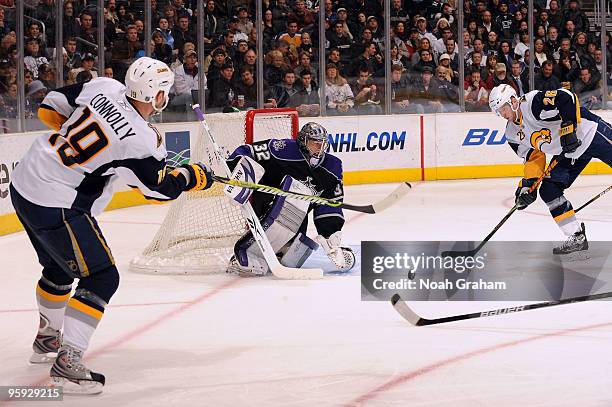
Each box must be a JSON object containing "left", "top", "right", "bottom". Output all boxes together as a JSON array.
[{"left": 298, "top": 122, "right": 329, "bottom": 166}]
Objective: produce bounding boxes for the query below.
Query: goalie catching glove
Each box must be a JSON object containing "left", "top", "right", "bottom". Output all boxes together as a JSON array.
[
  {"left": 224, "top": 156, "right": 265, "bottom": 205},
  {"left": 315, "top": 231, "right": 355, "bottom": 271}
]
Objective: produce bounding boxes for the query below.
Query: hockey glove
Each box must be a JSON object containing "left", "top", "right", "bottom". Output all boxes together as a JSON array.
[
  {"left": 559, "top": 122, "right": 581, "bottom": 154},
  {"left": 315, "top": 231, "right": 355, "bottom": 271},
  {"left": 515, "top": 178, "right": 538, "bottom": 210},
  {"left": 182, "top": 162, "right": 213, "bottom": 191}
]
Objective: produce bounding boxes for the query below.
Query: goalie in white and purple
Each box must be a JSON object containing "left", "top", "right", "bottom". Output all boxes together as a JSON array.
[{"left": 224, "top": 122, "right": 355, "bottom": 275}]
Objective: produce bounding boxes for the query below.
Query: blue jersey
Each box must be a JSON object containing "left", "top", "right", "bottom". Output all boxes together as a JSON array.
[{"left": 228, "top": 138, "right": 344, "bottom": 238}]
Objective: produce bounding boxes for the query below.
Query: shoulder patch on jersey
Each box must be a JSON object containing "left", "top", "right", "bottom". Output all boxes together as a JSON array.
[
  {"left": 149, "top": 123, "right": 163, "bottom": 148},
  {"left": 116, "top": 99, "right": 133, "bottom": 112},
  {"left": 272, "top": 139, "right": 287, "bottom": 150}
]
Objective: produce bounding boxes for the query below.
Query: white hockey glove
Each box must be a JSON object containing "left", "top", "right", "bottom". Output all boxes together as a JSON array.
[
  {"left": 315, "top": 231, "right": 355, "bottom": 271},
  {"left": 224, "top": 155, "right": 265, "bottom": 205}
]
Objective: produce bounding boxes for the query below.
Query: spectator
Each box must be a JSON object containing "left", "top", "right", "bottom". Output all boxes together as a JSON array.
[
  {"left": 390, "top": 63, "right": 419, "bottom": 114},
  {"left": 561, "top": 19, "right": 577, "bottom": 43},
  {"left": 270, "top": 70, "right": 299, "bottom": 108},
  {"left": 464, "top": 68, "right": 489, "bottom": 112},
  {"left": 291, "top": 69, "right": 320, "bottom": 116},
  {"left": 390, "top": 0, "right": 409, "bottom": 28},
  {"left": 324, "top": 63, "right": 355, "bottom": 116},
  {"left": 296, "top": 32, "right": 315, "bottom": 61},
  {"left": 0, "top": 81, "right": 18, "bottom": 118},
  {"left": 103, "top": 65, "right": 114, "bottom": 78},
  {"left": 78, "top": 12, "right": 98, "bottom": 54},
  {"left": 111, "top": 25, "right": 144, "bottom": 62},
  {"left": 563, "top": 0, "right": 589, "bottom": 34},
  {"left": 27, "top": 22, "right": 47, "bottom": 50},
  {"left": 498, "top": 40, "right": 514, "bottom": 70},
  {"left": 534, "top": 60, "right": 561, "bottom": 91},
  {"left": 546, "top": 26, "right": 561, "bottom": 61},
  {"left": 264, "top": 49, "right": 289, "bottom": 86},
  {"left": 484, "top": 31, "right": 500, "bottom": 56},
  {"left": 157, "top": 18, "right": 175, "bottom": 49},
  {"left": 173, "top": 14, "right": 196, "bottom": 58},
  {"left": 63, "top": 1, "right": 80, "bottom": 40},
  {"left": 288, "top": 0, "right": 314, "bottom": 32},
  {"left": 206, "top": 48, "right": 228, "bottom": 89},
  {"left": 278, "top": 20, "right": 302, "bottom": 58},
  {"left": 37, "top": 64, "right": 56, "bottom": 90},
  {"left": 335, "top": 8, "right": 353, "bottom": 40},
  {"left": 327, "top": 21, "right": 352, "bottom": 60},
  {"left": 495, "top": 1, "right": 513, "bottom": 41},
  {"left": 534, "top": 38, "right": 551, "bottom": 67},
  {"left": 436, "top": 66, "right": 460, "bottom": 112},
  {"left": 171, "top": 49, "right": 202, "bottom": 111},
  {"left": 208, "top": 62, "right": 236, "bottom": 111},
  {"left": 233, "top": 66, "right": 258, "bottom": 109},
  {"left": 415, "top": 16, "right": 437, "bottom": 45},
  {"left": 75, "top": 70, "right": 93, "bottom": 84},
  {"left": 350, "top": 67, "right": 383, "bottom": 115},
  {"left": 479, "top": 10, "right": 495, "bottom": 38},
  {"left": 242, "top": 48, "right": 257, "bottom": 74},
  {"left": 482, "top": 53, "right": 499, "bottom": 83},
  {"left": 390, "top": 43, "right": 410, "bottom": 72},
  {"left": 432, "top": 18, "right": 451, "bottom": 40},
  {"left": 509, "top": 59, "right": 529, "bottom": 96},
  {"left": 433, "top": 28, "right": 454, "bottom": 56},
  {"left": 366, "top": 16, "right": 384, "bottom": 48},
  {"left": 202, "top": 0, "right": 220, "bottom": 48},
  {"left": 438, "top": 53, "right": 458, "bottom": 84},
  {"left": 466, "top": 38, "right": 487, "bottom": 67},
  {"left": 263, "top": 9, "right": 279, "bottom": 53},
  {"left": 572, "top": 67, "right": 602, "bottom": 109},
  {"left": 24, "top": 38, "right": 48, "bottom": 79},
  {"left": 486, "top": 62, "right": 518, "bottom": 92},
  {"left": 547, "top": 0, "right": 563, "bottom": 29},
  {"left": 68, "top": 53, "right": 98, "bottom": 84},
  {"left": 554, "top": 51, "right": 580, "bottom": 87},
  {"left": 413, "top": 49, "right": 437, "bottom": 74},
  {"left": 348, "top": 41, "right": 379, "bottom": 77},
  {"left": 151, "top": 30, "right": 173, "bottom": 65},
  {"left": 236, "top": 6, "right": 253, "bottom": 36},
  {"left": 411, "top": 66, "right": 443, "bottom": 113},
  {"left": 514, "top": 30, "right": 529, "bottom": 61},
  {"left": 294, "top": 51, "right": 317, "bottom": 85}
]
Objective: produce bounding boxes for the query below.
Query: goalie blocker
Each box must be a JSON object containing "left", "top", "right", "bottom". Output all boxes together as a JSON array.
[{"left": 224, "top": 124, "right": 356, "bottom": 275}]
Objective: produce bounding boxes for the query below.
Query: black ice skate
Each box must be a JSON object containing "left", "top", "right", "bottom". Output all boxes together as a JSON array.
[
  {"left": 50, "top": 344, "right": 105, "bottom": 395},
  {"left": 30, "top": 314, "right": 61, "bottom": 364},
  {"left": 553, "top": 223, "right": 588, "bottom": 255}
]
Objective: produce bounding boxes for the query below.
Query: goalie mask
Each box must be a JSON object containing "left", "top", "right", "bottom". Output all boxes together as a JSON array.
[{"left": 298, "top": 122, "right": 329, "bottom": 167}]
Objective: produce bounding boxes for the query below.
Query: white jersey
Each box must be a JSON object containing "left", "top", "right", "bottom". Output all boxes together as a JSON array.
[
  {"left": 504, "top": 88, "right": 598, "bottom": 162},
  {"left": 12, "top": 77, "right": 187, "bottom": 216}
]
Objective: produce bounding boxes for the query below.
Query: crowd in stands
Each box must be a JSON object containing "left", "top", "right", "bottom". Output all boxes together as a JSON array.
[{"left": 0, "top": 0, "right": 610, "bottom": 121}]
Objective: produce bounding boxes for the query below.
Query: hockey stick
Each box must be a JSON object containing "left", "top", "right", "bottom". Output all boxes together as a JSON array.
[
  {"left": 192, "top": 105, "right": 323, "bottom": 280},
  {"left": 574, "top": 185, "right": 612, "bottom": 213},
  {"left": 441, "top": 159, "right": 559, "bottom": 258},
  {"left": 391, "top": 291, "right": 612, "bottom": 326},
  {"left": 212, "top": 174, "right": 412, "bottom": 214}
]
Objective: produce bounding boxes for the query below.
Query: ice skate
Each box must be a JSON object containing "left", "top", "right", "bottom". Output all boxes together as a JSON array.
[
  {"left": 553, "top": 222, "right": 589, "bottom": 258},
  {"left": 50, "top": 344, "right": 105, "bottom": 395},
  {"left": 30, "top": 314, "right": 61, "bottom": 364}
]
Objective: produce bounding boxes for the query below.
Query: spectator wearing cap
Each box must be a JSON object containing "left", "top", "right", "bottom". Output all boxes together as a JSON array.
[
  {"left": 291, "top": 69, "right": 320, "bottom": 116},
  {"left": 324, "top": 63, "right": 355, "bottom": 116},
  {"left": 208, "top": 61, "right": 236, "bottom": 111},
  {"left": 486, "top": 62, "right": 518, "bottom": 92},
  {"left": 335, "top": 8, "right": 353, "bottom": 41},
  {"left": 24, "top": 38, "right": 49, "bottom": 79},
  {"left": 390, "top": 0, "right": 409, "bottom": 28},
  {"left": 173, "top": 14, "right": 196, "bottom": 58},
  {"left": 411, "top": 66, "right": 444, "bottom": 113},
  {"left": 171, "top": 49, "right": 203, "bottom": 111},
  {"left": 563, "top": 0, "right": 589, "bottom": 34},
  {"left": 366, "top": 16, "right": 384, "bottom": 47},
  {"left": 236, "top": 7, "right": 253, "bottom": 36},
  {"left": 435, "top": 66, "right": 460, "bottom": 112},
  {"left": 227, "top": 16, "right": 248, "bottom": 43},
  {"left": 534, "top": 60, "right": 562, "bottom": 91},
  {"left": 415, "top": 17, "right": 437, "bottom": 46},
  {"left": 152, "top": 30, "right": 173, "bottom": 65},
  {"left": 206, "top": 48, "right": 229, "bottom": 89},
  {"left": 288, "top": 0, "right": 315, "bottom": 31},
  {"left": 68, "top": 53, "right": 98, "bottom": 84},
  {"left": 26, "top": 79, "right": 48, "bottom": 115},
  {"left": 437, "top": 53, "right": 459, "bottom": 84}
]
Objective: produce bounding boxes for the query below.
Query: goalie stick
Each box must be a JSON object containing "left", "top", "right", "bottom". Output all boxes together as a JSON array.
[
  {"left": 192, "top": 104, "right": 323, "bottom": 280},
  {"left": 391, "top": 292, "right": 612, "bottom": 326},
  {"left": 212, "top": 174, "right": 411, "bottom": 214},
  {"left": 441, "top": 159, "right": 558, "bottom": 258}
]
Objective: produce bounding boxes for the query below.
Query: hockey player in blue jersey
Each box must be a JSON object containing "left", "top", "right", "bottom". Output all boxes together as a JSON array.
[
  {"left": 224, "top": 122, "right": 355, "bottom": 276},
  {"left": 10, "top": 57, "right": 213, "bottom": 394},
  {"left": 489, "top": 84, "right": 612, "bottom": 255}
]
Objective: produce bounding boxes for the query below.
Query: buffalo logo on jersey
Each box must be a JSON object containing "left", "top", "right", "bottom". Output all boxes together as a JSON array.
[
  {"left": 148, "top": 123, "right": 163, "bottom": 148},
  {"left": 530, "top": 129, "right": 552, "bottom": 150}
]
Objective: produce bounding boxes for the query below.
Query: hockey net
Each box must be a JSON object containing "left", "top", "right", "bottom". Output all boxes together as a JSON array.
[{"left": 130, "top": 108, "right": 299, "bottom": 274}]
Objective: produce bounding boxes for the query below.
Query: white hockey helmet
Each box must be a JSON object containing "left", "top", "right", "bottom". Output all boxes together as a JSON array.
[
  {"left": 124, "top": 57, "right": 174, "bottom": 113},
  {"left": 489, "top": 84, "right": 518, "bottom": 116}
]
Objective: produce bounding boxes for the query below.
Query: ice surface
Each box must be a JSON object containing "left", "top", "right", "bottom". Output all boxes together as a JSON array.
[{"left": 1, "top": 175, "right": 611, "bottom": 406}]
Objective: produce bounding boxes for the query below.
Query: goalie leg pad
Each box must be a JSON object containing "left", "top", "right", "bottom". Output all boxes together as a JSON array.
[
  {"left": 280, "top": 233, "right": 319, "bottom": 268},
  {"left": 234, "top": 176, "right": 312, "bottom": 272},
  {"left": 224, "top": 155, "right": 265, "bottom": 205}
]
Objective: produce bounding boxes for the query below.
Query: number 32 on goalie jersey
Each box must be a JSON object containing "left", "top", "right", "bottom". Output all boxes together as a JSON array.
[
  {"left": 252, "top": 141, "right": 271, "bottom": 161},
  {"left": 48, "top": 107, "right": 110, "bottom": 167}
]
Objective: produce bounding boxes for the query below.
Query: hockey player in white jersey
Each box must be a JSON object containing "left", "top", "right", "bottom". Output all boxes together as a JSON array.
[
  {"left": 10, "top": 57, "right": 213, "bottom": 394},
  {"left": 489, "top": 84, "right": 612, "bottom": 254}
]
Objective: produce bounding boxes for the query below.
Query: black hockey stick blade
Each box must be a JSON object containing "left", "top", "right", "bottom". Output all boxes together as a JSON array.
[
  {"left": 392, "top": 291, "right": 612, "bottom": 326},
  {"left": 342, "top": 182, "right": 412, "bottom": 214}
]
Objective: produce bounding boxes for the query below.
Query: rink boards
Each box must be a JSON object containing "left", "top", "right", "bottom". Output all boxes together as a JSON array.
[{"left": 1, "top": 110, "right": 611, "bottom": 235}]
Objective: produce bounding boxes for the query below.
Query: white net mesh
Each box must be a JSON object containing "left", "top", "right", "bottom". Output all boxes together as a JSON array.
[{"left": 130, "top": 109, "right": 298, "bottom": 274}]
